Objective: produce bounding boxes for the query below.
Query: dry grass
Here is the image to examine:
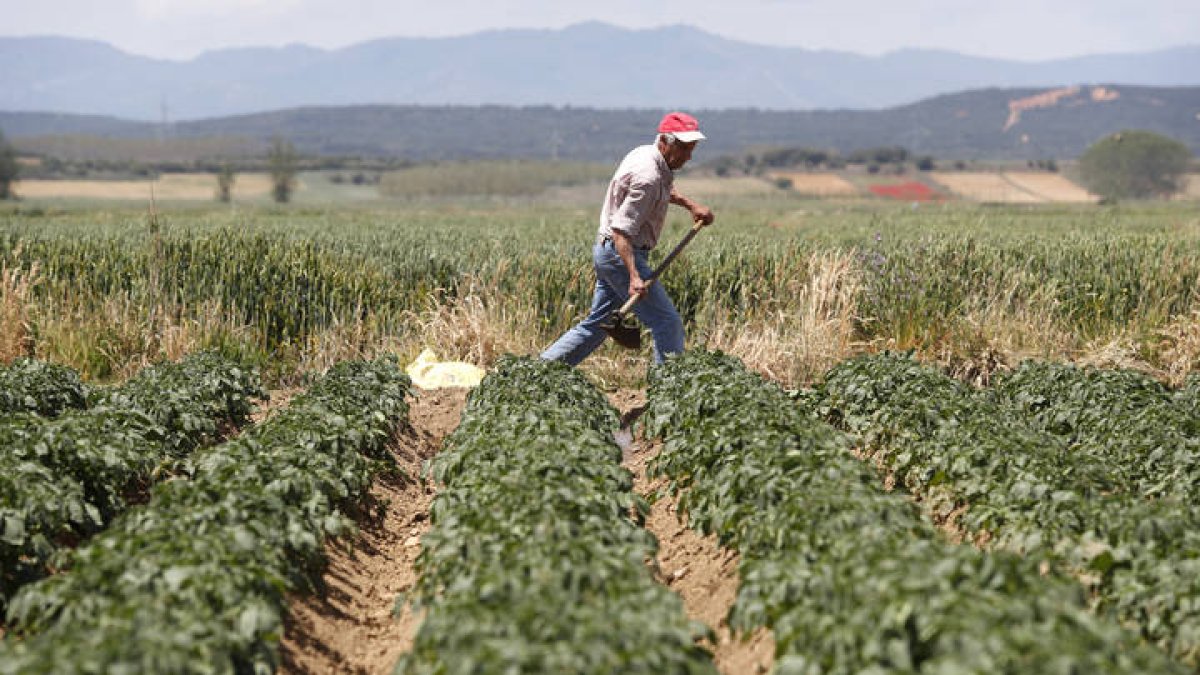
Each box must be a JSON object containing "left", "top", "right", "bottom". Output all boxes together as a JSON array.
[
  {"left": 15, "top": 173, "right": 276, "bottom": 201},
  {"left": 33, "top": 298, "right": 250, "bottom": 381},
  {"left": 1176, "top": 174, "right": 1200, "bottom": 201},
  {"left": 703, "top": 250, "right": 862, "bottom": 387},
  {"left": 924, "top": 276, "right": 1073, "bottom": 385},
  {"left": 408, "top": 277, "right": 543, "bottom": 367},
  {"left": 1002, "top": 172, "right": 1098, "bottom": 203},
  {"left": 770, "top": 172, "right": 859, "bottom": 197},
  {"left": 1156, "top": 310, "right": 1200, "bottom": 386},
  {"left": 930, "top": 173, "right": 1044, "bottom": 203},
  {"left": 0, "top": 253, "right": 39, "bottom": 363}
]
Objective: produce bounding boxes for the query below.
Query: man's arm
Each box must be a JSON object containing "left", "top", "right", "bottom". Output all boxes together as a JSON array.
[
  {"left": 670, "top": 187, "right": 714, "bottom": 225},
  {"left": 611, "top": 230, "right": 647, "bottom": 298}
]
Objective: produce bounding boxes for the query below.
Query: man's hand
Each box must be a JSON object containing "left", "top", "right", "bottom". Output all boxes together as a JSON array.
[
  {"left": 629, "top": 275, "right": 648, "bottom": 298},
  {"left": 690, "top": 205, "right": 714, "bottom": 226}
]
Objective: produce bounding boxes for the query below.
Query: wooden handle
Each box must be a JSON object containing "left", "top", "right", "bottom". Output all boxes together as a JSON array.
[{"left": 614, "top": 219, "right": 708, "bottom": 319}]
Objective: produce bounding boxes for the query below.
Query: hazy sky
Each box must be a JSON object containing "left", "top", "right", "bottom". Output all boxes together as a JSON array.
[{"left": 3, "top": 0, "right": 1197, "bottom": 62}]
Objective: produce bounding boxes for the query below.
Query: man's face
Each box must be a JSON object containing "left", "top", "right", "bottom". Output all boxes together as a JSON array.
[{"left": 662, "top": 140, "right": 697, "bottom": 170}]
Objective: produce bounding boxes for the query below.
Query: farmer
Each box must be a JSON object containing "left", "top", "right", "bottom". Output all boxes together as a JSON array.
[{"left": 540, "top": 111, "right": 715, "bottom": 366}]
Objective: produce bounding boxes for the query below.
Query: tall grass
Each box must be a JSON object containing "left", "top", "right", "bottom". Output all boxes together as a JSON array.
[
  {"left": 0, "top": 249, "right": 38, "bottom": 362},
  {"left": 1, "top": 200, "right": 1198, "bottom": 386}
]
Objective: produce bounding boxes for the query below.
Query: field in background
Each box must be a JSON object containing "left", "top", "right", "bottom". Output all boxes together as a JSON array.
[
  {"left": 1002, "top": 172, "right": 1098, "bottom": 202},
  {"left": 769, "top": 172, "right": 858, "bottom": 197},
  {"left": 10, "top": 165, "right": 1196, "bottom": 206},
  {"left": 3, "top": 197, "right": 1199, "bottom": 388},
  {"left": 929, "top": 172, "right": 1044, "bottom": 203},
  {"left": 15, "top": 173, "right": 276, "bottom": 201}
]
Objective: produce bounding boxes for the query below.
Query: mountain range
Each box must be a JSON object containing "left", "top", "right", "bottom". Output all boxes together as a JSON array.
[
  {"left": 2, "top": 22, "right": 1198, "bottom": 120},
  {"left": 4, "top": 85, "right": 1199, "bottom": 162}
]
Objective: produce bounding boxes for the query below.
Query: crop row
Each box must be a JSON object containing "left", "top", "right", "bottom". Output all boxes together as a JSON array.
[
  {"left": 0, "top": 352, "right": 264, "bottom": 612},
  {"left": 0, "top": 355, "right": 411, "bottom": 673},
  {"left": 643, "top": 350, "right": 1178, "bottom": 673},
  {"left": 0, "top": 358, "right": 88, "bottom": 417},
  {"left": 995, "top": 361, "right": 1200, "bottom": 500},
  {"left": 815, "top": 353, "right": 1200, "bottom": 666},
  {"left": 395, "top": 356, "right": 714, "bottom": 674}
]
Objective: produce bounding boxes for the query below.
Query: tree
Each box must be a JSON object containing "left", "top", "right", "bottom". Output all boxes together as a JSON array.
[
  {"left": 215, "top": 164, "right": 236, "bottom": 203},
  {"left": 0, "top": 130, "right": 18, "bottom": 200},
  {"left": 267, "top": 137, "right": 298, "bottom": 203},
  {"left": 1079, "top": 130, "right": 1191, "bottom": 200}
]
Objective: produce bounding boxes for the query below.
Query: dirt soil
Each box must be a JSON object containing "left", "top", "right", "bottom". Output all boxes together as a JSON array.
[
  {"left": 614, "top": 391, "right": 776, "bottom": 675},
  {"left": 279, "top": 387, "right": 770, "bottom": 674},
  {"left": 279, "top": 387, "right": 468, "bottom": 675}
]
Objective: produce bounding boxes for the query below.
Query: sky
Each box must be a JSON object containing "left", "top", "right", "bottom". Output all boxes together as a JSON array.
[{"left": 2, "top": 0, "right": 1197, "bottom": 62}]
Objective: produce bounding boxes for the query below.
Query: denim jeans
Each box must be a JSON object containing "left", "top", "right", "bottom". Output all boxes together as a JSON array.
[{"left": 541, "top": 241, "right": 685, "bottom": 366}]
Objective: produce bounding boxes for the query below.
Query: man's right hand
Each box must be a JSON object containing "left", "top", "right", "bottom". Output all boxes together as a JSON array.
[{"left": 629, "top": 275, "right": 648, "bottom": 298}]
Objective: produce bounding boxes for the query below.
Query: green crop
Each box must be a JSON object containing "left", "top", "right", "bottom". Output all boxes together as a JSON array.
[
  {"left": 1, "top": 356, "right": 410, "bottom": 674},
  {"left": 396, "top": 356, "right": 715, "bottom": 675},
  {"left": 817, "top": 352, "right": 1200, "bottom": 666},
  {"left": 645, "top": 350, "right": 1180, "bottom": 673},
  {"left": 0, "top": 358, "right": 87, "bottom": 417},
  {"left": 0, "top": 351, "right": 264, "bottom": 614}
]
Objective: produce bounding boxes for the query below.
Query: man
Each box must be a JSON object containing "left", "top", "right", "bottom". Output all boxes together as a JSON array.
[{"left": 541, "top": 111, "right": 715, "bottom": 366}]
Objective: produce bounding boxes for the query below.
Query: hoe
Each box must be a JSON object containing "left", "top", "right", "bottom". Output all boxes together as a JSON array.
[{"left": 601, "top": 218, "right": 709, "bottom": 350}]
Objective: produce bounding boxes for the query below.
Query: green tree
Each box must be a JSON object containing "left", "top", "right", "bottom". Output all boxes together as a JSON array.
[
  {"left": 0, "top": 130, "right": 18, "bottom": 200},
  {"left": 1079, "top": 130, "right": 1191, "bottom": 200},
  {"left": 267, "top": 137, "right": 298, "bottom": 203},
  {"left": 215, "top": 164, "right": 236, "bottom": 203}
]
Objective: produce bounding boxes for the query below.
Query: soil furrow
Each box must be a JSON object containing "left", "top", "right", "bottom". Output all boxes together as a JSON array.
[
  {"left": 614, "top": 391, "right": 775, "bottom": 675},
  {"left": 279, "top": 387, "right": 467, "bottom": 675}
]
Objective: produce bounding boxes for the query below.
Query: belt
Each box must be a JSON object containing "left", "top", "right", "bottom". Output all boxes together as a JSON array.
[{"left": 598, "top": 234, "right": 650, "bottom": 252}]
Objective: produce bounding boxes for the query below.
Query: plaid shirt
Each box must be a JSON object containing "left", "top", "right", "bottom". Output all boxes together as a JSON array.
[{"left": 597, "top": 144, "right": 673, "bottom": 250}]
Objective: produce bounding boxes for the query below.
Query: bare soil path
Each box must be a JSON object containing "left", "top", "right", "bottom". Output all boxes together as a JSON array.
[
  {"left": 279, "top": 387, "right": 468, "bottom": 675},
  {"left": 613, "top": 391, "right": 776, "bottom": 675}
]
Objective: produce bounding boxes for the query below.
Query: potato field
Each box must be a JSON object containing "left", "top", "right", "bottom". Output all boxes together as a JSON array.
[{"left": 2, "top": 195, "right": 1200, "bottom": 673}]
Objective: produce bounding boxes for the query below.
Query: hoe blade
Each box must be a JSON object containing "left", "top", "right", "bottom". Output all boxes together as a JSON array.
[{"left": 603, "top": 313, "right": 642, "bottom": 350}]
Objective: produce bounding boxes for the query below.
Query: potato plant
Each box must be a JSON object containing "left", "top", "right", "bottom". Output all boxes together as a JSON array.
[
  {"left": 817, "top": 352, "right": 1200, "bottom": 666},
  {"left": 0, "top": 358, "right": 88, "bottom": 417},
  {"left": 1, "top": 356, "right": 410, "bottom": 674},
  {"left": 0, "top": 351, "right": 264, "bottom": 613},
  {"left": 395, "top": 356, "right": 715, "bottom": 675},
  {"left": 645, "top": 350, "right": 1179, "bottom": 673}
]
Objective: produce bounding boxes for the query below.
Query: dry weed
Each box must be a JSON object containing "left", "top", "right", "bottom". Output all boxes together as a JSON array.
[
  {"left": 1156, "top": 310, "right": 1200, "bottom": 386},
  {"left": 1076, "top": 334, "right": 1156, "bottom": 375},
  {"left": 297, "top": 309, "right": 400, "bottom": 376},
  {"left": 930, "top": 276, "right": 1071, "bottom": 385},
  {"left": 704, "top": 250, "right": 862, "bottom": 388},
  {"left": 409, "top": 276, "right": 542, "bottom": 367},
  {"left": 0, "top": 253, "right": 39, "bottom": 363}
]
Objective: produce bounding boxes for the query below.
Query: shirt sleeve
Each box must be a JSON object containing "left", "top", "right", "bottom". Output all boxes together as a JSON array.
[{"left": 609, "top": 174, "right": 652, "bottom": 239}]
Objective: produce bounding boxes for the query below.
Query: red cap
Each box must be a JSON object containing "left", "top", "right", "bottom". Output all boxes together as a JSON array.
[{"left": 657, "top": 112, "right": 706, "bottom": 142}]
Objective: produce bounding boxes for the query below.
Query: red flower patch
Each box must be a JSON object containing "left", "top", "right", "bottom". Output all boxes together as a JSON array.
[{"left": 868, "top": 182, "right": 942, "bottom": 201}]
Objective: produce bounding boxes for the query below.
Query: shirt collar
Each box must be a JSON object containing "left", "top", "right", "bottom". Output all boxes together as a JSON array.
[{"left": 652, "top": 145, "right": 672, "bottom": 175}]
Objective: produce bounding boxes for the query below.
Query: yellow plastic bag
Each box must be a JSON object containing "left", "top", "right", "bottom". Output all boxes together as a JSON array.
[{"left": 405, "top": 348, "right": 486, "bottom": 389}]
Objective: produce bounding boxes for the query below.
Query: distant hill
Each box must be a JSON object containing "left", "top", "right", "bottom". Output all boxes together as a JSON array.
[
  {"left": 1, "top": 24, "right": 1198, "bottom": 119},
  {"left": 3, "top": 85, "right": 1198, "bottom": 162}
]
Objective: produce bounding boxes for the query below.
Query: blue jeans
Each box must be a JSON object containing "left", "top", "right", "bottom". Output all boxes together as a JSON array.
[{"left": 541, "top": 241, "right": 685, "bottom": 366}]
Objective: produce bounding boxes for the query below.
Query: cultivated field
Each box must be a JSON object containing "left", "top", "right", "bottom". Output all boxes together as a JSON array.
[
  {"left": 930, "top": 171, "right": 1046, "bottom": 203},
  {"left": 770, "top": 171, "right": 859, "bottom": 196},
  {"left": 1002, "top": 171, "right": 1099, "bottom": 202},
  {"left": 14, "top": 172, "right": 276, "bottom": 201},
  {"left": 3, "top": 193, "right": 1200, "bottom": 674}
]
